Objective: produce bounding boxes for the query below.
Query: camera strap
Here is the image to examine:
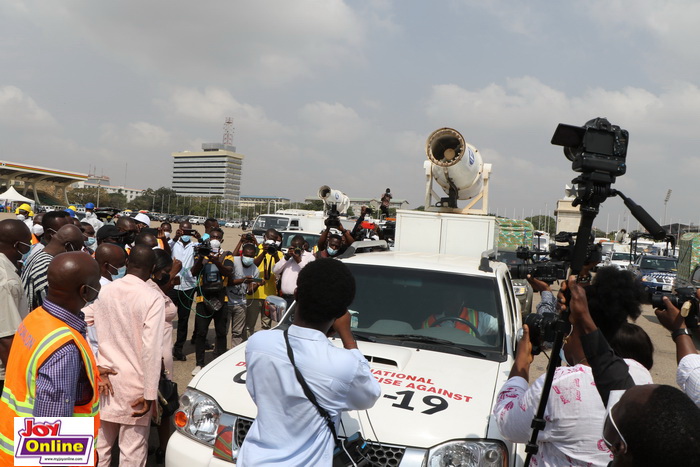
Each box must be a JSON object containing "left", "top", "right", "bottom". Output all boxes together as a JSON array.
[{"left": 283, "top": 328, "right": 341, "bottom": 447}]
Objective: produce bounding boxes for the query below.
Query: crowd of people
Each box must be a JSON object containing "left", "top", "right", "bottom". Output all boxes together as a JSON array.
[
  {"left": 0, "top": 206, "right": 377, "bottom": 465},
  {"left": 1, "top": 203, "right": 700, "bottom": 466}
]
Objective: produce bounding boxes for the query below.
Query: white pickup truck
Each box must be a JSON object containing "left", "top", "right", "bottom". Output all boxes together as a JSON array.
[{"left": 166, "top": 246, "right": 525, "bottom": 466}]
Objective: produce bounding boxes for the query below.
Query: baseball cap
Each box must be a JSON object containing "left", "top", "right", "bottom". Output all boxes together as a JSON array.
[{"left": 134, "top": 213, "right": 151, "bottom": 227}]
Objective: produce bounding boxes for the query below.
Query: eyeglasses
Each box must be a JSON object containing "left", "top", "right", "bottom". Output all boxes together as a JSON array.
[{"left": 602, "top": 404, "right": 627, "bottom": 454}]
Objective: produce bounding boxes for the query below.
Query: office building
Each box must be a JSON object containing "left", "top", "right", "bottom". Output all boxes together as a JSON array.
[{"left": 171, "top": 143, "right": 244, "bottom": 199}]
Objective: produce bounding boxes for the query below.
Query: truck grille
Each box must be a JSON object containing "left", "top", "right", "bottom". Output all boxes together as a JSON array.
[{"left": 234, "top": 416, "right": 406, "bottom": 466}]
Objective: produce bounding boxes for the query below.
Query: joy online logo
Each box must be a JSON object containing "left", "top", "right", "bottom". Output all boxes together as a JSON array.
[{"left": 14, "top": 418, "right": 94, "bottom": 465}]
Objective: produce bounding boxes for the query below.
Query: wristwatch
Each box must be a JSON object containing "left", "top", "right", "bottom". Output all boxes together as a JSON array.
[{"left": 672, "top": 328, "right": 691, "bottom": 341}]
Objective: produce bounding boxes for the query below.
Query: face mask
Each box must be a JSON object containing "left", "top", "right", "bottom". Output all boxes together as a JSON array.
[
  {"left": 327, "top": 247, "right": 338, "bottom": 256},
  {"left": 16, "top": 214, "right": 26, "bottom": 221},
  {"left": 201, "top": 233, "right": 210, "bottom": 241},
  {"left": 164, "top": 231, "right": 171, "bottom": 239},
  {"left": 32, "top": 224, "right": 44, "bottom": 236},
  {"left": 153, "top": 273, "right": 170, "bottom": 287},
  {"left": 181, "top": 235, "right": 191, "bottom": 243},
  {"left": 85, "top": 212, "right": 94, "bottom": 219},
  {"left": 242, "top": 256, "right": 255, "bottom": 267},
  {"left": 110, "top": 265, "right": 127, "bottom": 281},
  {"left": 210, "top": 239, "right": 222, "bottom": 250},
  {"left": 82, "top": 284, "right": 99, "bottom": 307},
  {"left": 85, "top": 237, "right": 96, "bottom": 247},
  {"left": 559, "top": 347, "right": 570, "bottom": 367}
]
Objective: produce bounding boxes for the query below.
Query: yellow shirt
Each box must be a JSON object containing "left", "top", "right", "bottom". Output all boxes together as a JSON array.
[{"left": 249, "top": 245, "right": 282, "bottom": 299}]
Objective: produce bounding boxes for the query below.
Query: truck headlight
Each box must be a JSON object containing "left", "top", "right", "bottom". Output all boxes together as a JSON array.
[
  {"left": 174, "top": 388, "right": 222, "bottom": 446},
  {"left": 427, "top": 440, "right": 507, "bottom": 467},
  {"left": 641, "top": 275, "right": 653, "bottom": 282},
  {"left": 512, "top": 285, "right": 527, "bottom": 296}
]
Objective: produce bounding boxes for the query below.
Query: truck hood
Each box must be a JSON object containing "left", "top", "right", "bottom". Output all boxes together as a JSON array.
[{"left": 192, "top": 339, "right": 507, "bottom": 449}]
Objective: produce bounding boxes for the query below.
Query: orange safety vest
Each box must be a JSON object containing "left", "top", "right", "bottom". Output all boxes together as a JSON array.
[
  {"left": 422, "top": 307, "right": 480, "bottom": 336},
  {"left": 0, "top": 307, "right": 100, "bottom": 464}
]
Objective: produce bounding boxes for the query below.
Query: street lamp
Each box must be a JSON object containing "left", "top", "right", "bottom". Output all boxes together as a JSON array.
[{"left": 663, "top": 189, "right": 672, "bottom": 226}]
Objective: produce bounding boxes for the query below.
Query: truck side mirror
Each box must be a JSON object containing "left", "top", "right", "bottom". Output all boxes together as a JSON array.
[{"left": 265, "top": 295, "right": 289, "bottom": 323}]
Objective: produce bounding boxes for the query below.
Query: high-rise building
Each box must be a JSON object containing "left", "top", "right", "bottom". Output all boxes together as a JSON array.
[{"left": 171, "top": 143, "right": 244, "bottom": 199}]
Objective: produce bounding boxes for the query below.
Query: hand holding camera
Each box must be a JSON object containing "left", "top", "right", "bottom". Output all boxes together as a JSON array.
[{"left": 654, "top": 297, "right": 686, "bottom": 332}]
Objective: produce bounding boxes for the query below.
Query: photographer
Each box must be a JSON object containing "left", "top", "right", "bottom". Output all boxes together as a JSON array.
[
  {"left": 251, "top": 229, "right": 283, "bottom": 331},
  {"left": 237, "top": 259, "right": 381, "bottom": 466},
  {"left": 189, "top": 228, "right": 233, "bottom": 376},
  {"left": 273, "top": 235, "right": 315, "bottom": 309},
  {"left": 232, "top": 231, "right": 257, "bottom": 256},
  {"left": 225, "top": 243, "right": 260, "bottom": 347},
  {"left": 316, "top": 219, "right": 354, "bottom": 259},
  {"left": 654, "top": 291, "right": 700, "bottom": 406},
  {"left": 568, "top": 277, "right": 700, "bottom": 466},
  {"left": 169, "top": 220, "right": 201, "bottom": 361},
  {"left": 493, "top": 268, "right": 653, "bottom": 466}
]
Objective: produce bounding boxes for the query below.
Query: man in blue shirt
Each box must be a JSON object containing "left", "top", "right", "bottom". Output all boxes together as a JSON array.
[{"left": 239, "top": 259, "right": 381, "bottom": 466}]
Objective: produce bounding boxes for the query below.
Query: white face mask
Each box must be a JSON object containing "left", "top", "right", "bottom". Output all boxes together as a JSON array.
[
  {"left": 16, "top": 214, "right": 26, "bottom": 221},
  {"left": 164, "top": 231, "right": 171, "bottom": 239},
  {"left": 32, "top": 224, "right": 44, "bottom": 236},
  {"left": 210, "top": 239, "right": 222, "bottom": 250}
]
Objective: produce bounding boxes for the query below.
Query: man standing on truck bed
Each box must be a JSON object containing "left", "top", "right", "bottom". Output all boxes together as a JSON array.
[{"left": 238, "top": 259, "right": 381, "bottom": 466}]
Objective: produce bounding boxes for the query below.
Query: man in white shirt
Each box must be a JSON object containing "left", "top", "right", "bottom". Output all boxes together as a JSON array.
[
  {"left": 272, "top": 234, "right": 315, "bottom": 309},
  {"left": 169, "top": 221, "right": 200, "bottom": 361},
  {"left": 0, "top": 219, "right": 32, "bottom": 392},
  {"left": 238, "top": 259, "right": 381, "bottom": 466}
]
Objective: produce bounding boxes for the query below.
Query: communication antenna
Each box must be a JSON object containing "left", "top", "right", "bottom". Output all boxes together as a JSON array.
[
  {"left": 223, "top": 117, "right": 234, "bottom": 146},
  {"left": 663, "top": 189, "right": 672, "bottom": 226}
]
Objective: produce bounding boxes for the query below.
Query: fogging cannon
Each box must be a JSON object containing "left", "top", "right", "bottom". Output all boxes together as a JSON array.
[
  {"left": 318, "top": 185, "right": 350, "bottom": 228},
  {"left": 424, "top": 127, "right": 492, "bottom": 214}
]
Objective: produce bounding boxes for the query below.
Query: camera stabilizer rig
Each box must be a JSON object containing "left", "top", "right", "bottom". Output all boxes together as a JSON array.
[{"left": 523, "top": 117, "right": 674, "bottom": 464}]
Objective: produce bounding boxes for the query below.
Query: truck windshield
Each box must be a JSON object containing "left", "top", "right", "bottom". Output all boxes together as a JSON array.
[
  {"left": 342, "top": 264, "right": 504, "bottom": 358},
  {"left": 612, "top": 252, "right": 631, "bottom": 261},
  {"left": 252, "top": 216, "right": 289, "bottom": 231},
  {"left": 640, "top": 257, "right": 677, "bottom": 271}
]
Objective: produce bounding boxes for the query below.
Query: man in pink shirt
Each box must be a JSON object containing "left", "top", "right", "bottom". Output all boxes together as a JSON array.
[
  {"left": 273, "top": 234, "right": 315, "bottom": 309},
  {"left": 90, "top": 245, "right": 165, "bottom": 466}
]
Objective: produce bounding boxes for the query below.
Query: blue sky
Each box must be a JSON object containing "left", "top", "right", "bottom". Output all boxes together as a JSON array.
[{"left": 2, "top": 0, "right": 699, "bottom": 230}]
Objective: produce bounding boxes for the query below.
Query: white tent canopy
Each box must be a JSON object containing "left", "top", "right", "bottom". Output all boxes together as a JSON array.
[{"left": 0, "top": 186, "right": 35, "bottom": 205}]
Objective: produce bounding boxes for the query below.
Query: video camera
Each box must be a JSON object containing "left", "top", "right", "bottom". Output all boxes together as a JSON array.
[
  {"left": 507, "top": 232, "right": 601, "bottom": 283},
  {"left": 325, "top": 204, "right": 342, "bottom": 229},
  {"left": 194, "top": 239, "right": 212, "bottom": 257}
]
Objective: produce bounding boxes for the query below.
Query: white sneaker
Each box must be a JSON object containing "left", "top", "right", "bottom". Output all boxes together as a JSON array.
[{"left": 192, "top": 366, "right": 202, "bottom": 376}]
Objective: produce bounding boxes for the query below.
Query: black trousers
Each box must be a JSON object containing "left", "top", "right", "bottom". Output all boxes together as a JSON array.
[
  {"left": 194, "top": 301, "right": 229, "bottom": 366},
  {"left": 169, "top": 288, "right": 196, "bottom": 354}
]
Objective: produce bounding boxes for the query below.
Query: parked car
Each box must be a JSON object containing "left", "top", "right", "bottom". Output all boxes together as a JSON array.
[
  {"left": 189, "top": 216, "right": 206, "bottom": 225},
  {"left": 225, "top": 220, "right": 242, "bottom": 228},
  {"left": 628, "top": 254, "right": 678, "bottom": 296},
  {"left": 604, "top": 251, "right": 633, "bottom": 270}
]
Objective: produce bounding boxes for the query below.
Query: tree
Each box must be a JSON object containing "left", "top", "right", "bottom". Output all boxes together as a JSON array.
[{"left": 525, "top": 215, "right": 556, "bottom": 235}]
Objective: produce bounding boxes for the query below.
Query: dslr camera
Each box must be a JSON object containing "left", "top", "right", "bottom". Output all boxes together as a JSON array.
[
  {"left": 651, "top": 285, "right": 700, "bottom": 329},
  {"left": 551, "top": 117, "right": 629, "bottom": 181}
]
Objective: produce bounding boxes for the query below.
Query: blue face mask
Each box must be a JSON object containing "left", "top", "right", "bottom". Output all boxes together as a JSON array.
[
  {"left": 241, "top": 256, "right": 255, "bottom": 267},
  {"left": 201, "top": 233, "right": 210, "bottom": 241},
  {"left": 85, "top": 237, "right": 96, "bottom": 247},
  {"left": 327, "top": 247, "right": 338, "bottom": 256},
  {"left": 181, "top": 235, "right": 191, "bottom": 243},
  {"left": 110, "top": 265, "right": 127, "bottom": 281}
]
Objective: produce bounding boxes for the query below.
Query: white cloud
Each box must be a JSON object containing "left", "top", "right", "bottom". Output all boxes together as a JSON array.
[
  {"left": 0, "top": 85, "right": 57, "bottom": 128},
  {"left": 100, "top": 121, "right": 171, "bottom": 147},
  {"left": 9, "top": 0, "right": 368, "bottom": 86},
  {"left": 298, "top": 101, "right": 370, "bottom": 143}
]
